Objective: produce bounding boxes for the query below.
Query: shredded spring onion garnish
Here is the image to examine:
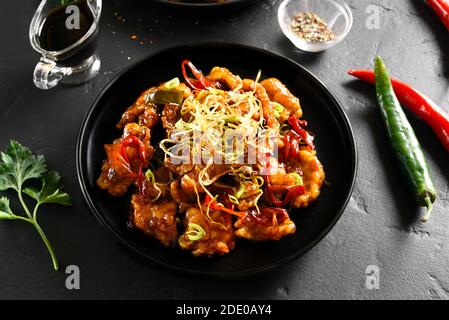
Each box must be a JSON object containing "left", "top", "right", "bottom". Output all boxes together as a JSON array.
[
  {"left": 186, "top": 223, "right": 206, "bottom": 241},
  {"left": 159, "top": 71, "right": 276, "bottom": 220},
  {"left": 160, "top": 76, "right": 276, "bottom": 168}
]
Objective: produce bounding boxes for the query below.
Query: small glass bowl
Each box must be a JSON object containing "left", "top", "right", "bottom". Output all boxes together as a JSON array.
[{"left": 278, "top": 0, "right": 353, "bottom": 53}]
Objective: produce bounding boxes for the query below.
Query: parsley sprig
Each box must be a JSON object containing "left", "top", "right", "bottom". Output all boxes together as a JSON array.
[{"left": 0, "top": 140, "right": 71, "bottom": 270}]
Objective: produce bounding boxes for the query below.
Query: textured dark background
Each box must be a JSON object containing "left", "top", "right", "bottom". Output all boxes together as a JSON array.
[{"left": 0, "top": 0, "right": 448, "bottom": 299}]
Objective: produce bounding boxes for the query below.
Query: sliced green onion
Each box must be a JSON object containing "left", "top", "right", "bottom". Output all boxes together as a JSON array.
[
  {"left": 163, "top": 77, "right": 180, "bottom": 90},
  {"left": 145, "top": 169, "right": 156, "bottom": 184},
  {"left": 228, "top": 195, "right": 240, "bottom": 205},
  {"left": 289, "top": 172, "right": 304, "bottom": 186},
  {"left": 186, "top": 223, "right": 206, "bottom": 241},
  {"left": 280, "top": 123, "right": 290, "bottom": 134},
  {"left": 235, "top": 184, "right": 246, "bottom": 199},
  {"left": 272, "top": 102, "right": 285, "bottom": 119}
]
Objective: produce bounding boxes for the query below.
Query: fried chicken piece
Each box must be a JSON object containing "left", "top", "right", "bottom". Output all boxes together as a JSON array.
[
  {"left": 161, "top": 103, "right": 180, "bottom": 130},
  {"left": 234, "top": 207, "right": 296, "bottom": 241},
  {"left": 160, "top": 83, "right": 192, "bottom": 130},
  {"left": 97, "top": 123, "right": 153, "bottom": 196},
  {"left": 138, "top": 104, "right": 160, "bottom": 129},
  {"left": 242, "top": 79, "right": 277, "bottom": 128},
  {"left": 164, "top": 158, "right": 195, "bottom": 176},
  {"left": 207, "top": 67, "right": 243, "bottom": 91},
  {"left": 261, "top": 78, "right": 302, "bottom": 119},
  {"left": 288, "top": 150, "right": 325, "bottom": 208},
  {"left": 139, "top": 166, "right": 173, "bottom": 200},
  {"left": 179, "top": 164, "right": 231, "bottom": 197},
  {"left": 180, "top": 173, "right": 203, "bottom": 196},
  {"left": 97, "top": 160, "right": 134, "bottom": 197},
  {"left": 170, "top": 180, "right": 196, "bottom": 203},
  {"left": 116, "top": 87, "right": 160, "bottom": 130},
  {"left": 236, "top": 181, "right": 263, "bottom": 211},
  {"left": 129, "top": 194, "right": 178, "bottom": 246},
  {"left": 122, "top": 122, "right": 154, "bottom": 159},
  {"left": 178, "top": 206, "right": 235, "bottom": 257},
  {"left": 177, "top": 82, "right": 193, "bottom": 99}
]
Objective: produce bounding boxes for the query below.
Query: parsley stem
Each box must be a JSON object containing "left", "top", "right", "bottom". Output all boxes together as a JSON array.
[
  {"left": 13, "top": 215, "right": 32, "bottom": 223},
  {"left": 33, "top": 202, "right": 40, "bottom": 221},
  {"left": 18, "top": 185, "right": 32, "bottom": 219},
  {"left": 33, "top": 221, "right": 59, "bottom": 271}
]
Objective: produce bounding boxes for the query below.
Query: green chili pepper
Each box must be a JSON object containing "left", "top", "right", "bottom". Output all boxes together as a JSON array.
[
  {"left": 374, "top": 56, "right": 437, "bottom": 222},
  {"left": 150, "top": 77, "right": 183, "bottom": 105}
]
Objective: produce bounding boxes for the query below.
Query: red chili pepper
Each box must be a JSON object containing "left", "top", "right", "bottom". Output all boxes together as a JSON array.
[
  {"left": 427, "top": 0, "right": 449, "bottom": 31},
  {"left": 120, "top": 136, "right": 146, "bottom": 164},
  {"left": 288, "top": 116, "right": 315, "bottom": 151},
  {"left": 262, "top": 174, "right": 305, "bottom": 207},
  {"left": 120, "top": 136, "right": 147, "bottom": 179},
  {"left": 204, "top": 194, "right": 247, "bottom": 218},
  {"left": 348, "top": 69, "right": 449, "bottom": 152},
  {"left": 281, "top": 119, "right": 313, "bottom": 160},
  {"left": 267, "top": 185, "right": 305, "bottom": 207},
  {"left": 437, "top": 0, "right": 449, "bottom": 11},
  {"left": 181, "top": 60, "right": 217, "bottom": 90}
]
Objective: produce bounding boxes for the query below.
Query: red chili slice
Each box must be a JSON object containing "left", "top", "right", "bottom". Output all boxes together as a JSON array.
[
  {"left": 204, "top": 194, "right": 247, "bottom": 218},
  {"left": 288, "top": 116, "right": 315, "bottom": 151},
  {"left": 119, "top": 136, "right": 147, "bottom": 180},
  {"left": 181, "top": 60, "right": 217, "bottom": 90},
  {"left": 262, "top": 174, "right": 305, "bottom": 207}
]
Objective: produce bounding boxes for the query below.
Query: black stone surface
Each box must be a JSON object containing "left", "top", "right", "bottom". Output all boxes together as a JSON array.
[{"left": 0, "top": 0, "right": 448, "bottom": 299}]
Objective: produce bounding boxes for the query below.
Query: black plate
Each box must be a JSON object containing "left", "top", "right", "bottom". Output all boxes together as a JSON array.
[{"left": 76, "top": 43, "right": 357, "bottom": 277}]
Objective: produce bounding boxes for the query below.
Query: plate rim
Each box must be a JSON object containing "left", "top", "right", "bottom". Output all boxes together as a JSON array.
[
  {"left": 76, "top": 42, "right": 358, "bottom": 277},
  {"left": 152, "top": 0, "right": 257, "bottom": 8}
]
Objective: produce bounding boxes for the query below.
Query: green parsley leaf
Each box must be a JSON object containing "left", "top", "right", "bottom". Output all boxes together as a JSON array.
[
  {"left": 24, "top": 171, "right": 71, "bottom": 206},
  {"left": 0, "top": 197, "right": 15, "bottom": 220},
  {"left": 0, "top": 140, "right": 46, "bottom": 191},
  {"left": 0, "top": 140, "right": 71, "bottom": 270}
]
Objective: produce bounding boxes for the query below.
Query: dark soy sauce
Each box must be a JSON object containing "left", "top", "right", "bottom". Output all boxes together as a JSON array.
[{"left": 39, "top": 0, "right": 97, "bottom": 64}]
